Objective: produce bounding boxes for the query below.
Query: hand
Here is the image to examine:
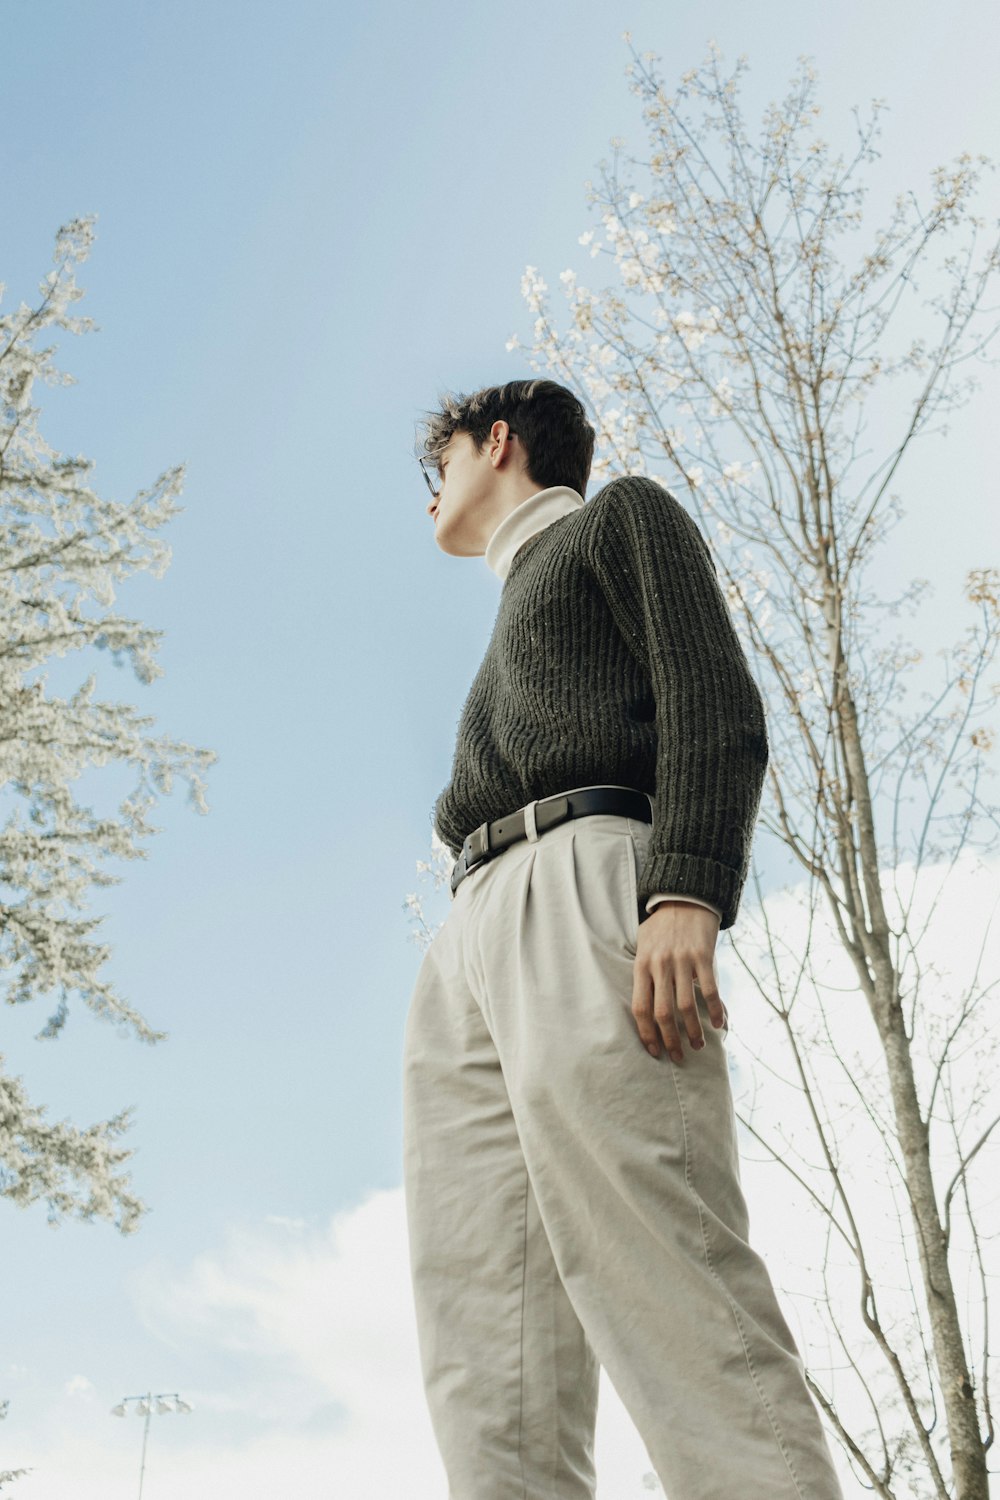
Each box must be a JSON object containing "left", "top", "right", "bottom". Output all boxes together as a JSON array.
[{"left": 631, "top": 901, "right": 727, "bottom": 1063}]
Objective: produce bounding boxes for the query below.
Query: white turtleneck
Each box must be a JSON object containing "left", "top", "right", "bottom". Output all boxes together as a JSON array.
[
  {"left": 484, "top": 485, "right": 587, "bottom": 582},
  {"left": 481, "top": 485, "right": 723, "bottom": 924}
]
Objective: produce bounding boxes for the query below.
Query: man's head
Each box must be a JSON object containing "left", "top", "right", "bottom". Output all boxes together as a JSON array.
[{"left": 415, "top": 379, "right": 595, "bottom": 557}]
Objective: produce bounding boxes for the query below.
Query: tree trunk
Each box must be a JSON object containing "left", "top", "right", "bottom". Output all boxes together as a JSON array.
[{"left": 835, "top": 655, "right": 988, "bottom": 1498}]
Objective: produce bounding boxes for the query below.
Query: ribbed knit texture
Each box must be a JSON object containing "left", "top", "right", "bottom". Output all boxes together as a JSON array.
[{"left": 432, "top": 475, "right": 769, "bottom": 931}]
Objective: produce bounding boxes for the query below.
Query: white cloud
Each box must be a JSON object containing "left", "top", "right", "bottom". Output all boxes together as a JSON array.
[
  {"left": 12, "top": 1189, "right": 662, "bottom": 1499},
  {"left": 62, "top": 1375, "right": 95, "bottom": 1399}
]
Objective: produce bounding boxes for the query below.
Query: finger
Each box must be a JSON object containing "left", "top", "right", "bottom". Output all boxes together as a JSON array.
[
  {"left": 652, "top": 966, "right": 685, "bottom": 1065},
  {"left": 631, "top": 964, "right": 661, "bottom": 1058},
  {"left": 695, "top": 958, "right": 726, "bottom": 1030},
  {"left": 675, "top": 964, "right": 705, "bottom": 1050}
]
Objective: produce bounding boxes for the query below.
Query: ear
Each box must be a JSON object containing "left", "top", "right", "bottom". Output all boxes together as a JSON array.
[{"left": 490, "top": 421, "right": 512, "bottom": 462}]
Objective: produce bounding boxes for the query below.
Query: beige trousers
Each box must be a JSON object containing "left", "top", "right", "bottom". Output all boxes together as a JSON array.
[{"left": 402, "top": 798, "right": 843, "bottom": 1499}]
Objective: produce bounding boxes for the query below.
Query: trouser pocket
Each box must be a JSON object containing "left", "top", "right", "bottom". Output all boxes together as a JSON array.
[{"left": 622, "top": 815, "right": 653, "bottom": 952}]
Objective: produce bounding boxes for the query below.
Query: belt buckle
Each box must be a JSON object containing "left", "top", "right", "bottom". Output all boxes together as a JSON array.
[
  {"left": 453, "top": 819, "right": 491, "bottom": 894},
  {"left": 467, "top": 818, "right": 491, "bottom": 865}
]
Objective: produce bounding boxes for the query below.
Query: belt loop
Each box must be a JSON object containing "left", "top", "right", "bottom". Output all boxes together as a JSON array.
[{"left": 523, "top": 799, "right": 540, "bottom": 843}]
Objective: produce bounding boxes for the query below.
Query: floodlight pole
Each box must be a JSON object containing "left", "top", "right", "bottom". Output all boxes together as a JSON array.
[
  {"left": 137, "top": 1390, "right": 152, "bottom": 1500},
  {"left": 110, "top": 1390, "right": 192, "bottom": 1499}
]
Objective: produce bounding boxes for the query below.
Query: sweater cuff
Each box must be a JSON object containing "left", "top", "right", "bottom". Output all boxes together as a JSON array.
[
  {"left": 637, "top": 853, "right": 741, "bottom": 931},
  {"left": 646, "top": 891, "right": 723, "bottom": 922}
]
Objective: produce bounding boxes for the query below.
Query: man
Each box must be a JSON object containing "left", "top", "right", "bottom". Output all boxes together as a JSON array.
[{"left": 402, "top": 377, "right": 843, "bottom": 1499}]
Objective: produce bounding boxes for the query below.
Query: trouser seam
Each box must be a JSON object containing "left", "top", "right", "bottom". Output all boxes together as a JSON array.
[
  {"left": 670, "top": 1064, "right": 808, "bottom": 1500},
  {"left": 517, "top": 1163, "right": 529, "bottom": 1500}
]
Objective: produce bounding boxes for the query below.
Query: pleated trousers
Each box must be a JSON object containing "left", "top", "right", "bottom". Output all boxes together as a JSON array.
[{"left": 402, "top": 800, "right": 844, "bottom": 1499}]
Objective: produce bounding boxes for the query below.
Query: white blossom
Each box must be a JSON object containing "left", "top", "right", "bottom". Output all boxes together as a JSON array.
[
  {"left": 0, "top": 217, "right": 215, "bottom": 1234},
  {"left": 520, "top": 265, "right": 549, "bottom": 311}
]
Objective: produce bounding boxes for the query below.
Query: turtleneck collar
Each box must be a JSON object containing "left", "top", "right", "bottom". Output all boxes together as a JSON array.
[{"left": 483, "top": 485, "right": 586, "bottom": 581}]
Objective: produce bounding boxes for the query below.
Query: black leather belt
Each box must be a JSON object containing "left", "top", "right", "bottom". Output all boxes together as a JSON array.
[{"left": 450, "top": 785, "right": 653, "bottom": 898}]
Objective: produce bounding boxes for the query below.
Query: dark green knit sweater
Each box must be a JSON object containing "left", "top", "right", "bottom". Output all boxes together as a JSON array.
[{"left": 432, "top": 475, "right": 769, "bottom": 930}]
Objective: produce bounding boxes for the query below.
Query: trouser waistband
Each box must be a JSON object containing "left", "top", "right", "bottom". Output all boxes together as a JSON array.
[{"left": 450, "top": 784, "right": 653, "bottom": 898}]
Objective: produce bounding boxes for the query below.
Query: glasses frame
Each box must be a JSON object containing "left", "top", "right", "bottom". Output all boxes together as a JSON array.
[
  {"left": 418, "top": 456, "right": 440, "bottom": 498},
  {"left": 418, "top": 431, "right": 518, "bottom": 501}
]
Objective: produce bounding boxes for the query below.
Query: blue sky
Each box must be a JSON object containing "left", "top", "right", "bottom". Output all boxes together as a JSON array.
[{"left": 2, "top": 0, "right": 998, "bottom": 1493}]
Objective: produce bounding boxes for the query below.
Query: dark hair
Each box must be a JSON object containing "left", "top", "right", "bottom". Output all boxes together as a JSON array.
[{"left": 415, "top": 378, "right": 595, "bottom": 499}]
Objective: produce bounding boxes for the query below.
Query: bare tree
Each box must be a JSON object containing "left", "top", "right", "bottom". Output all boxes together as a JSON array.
[
  {"left": 0, "top": 217, "right": 216, "bottom": 1236},
  {"left": 409, "top": 39, "right": 999, "bottom": 1500}
]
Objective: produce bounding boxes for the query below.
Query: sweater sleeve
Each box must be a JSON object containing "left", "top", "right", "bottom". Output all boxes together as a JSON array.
[{"left": 589, "top": 476, "right": 769, "bottom": 930}]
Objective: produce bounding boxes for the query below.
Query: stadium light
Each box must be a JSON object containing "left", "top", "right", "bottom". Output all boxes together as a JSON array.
[{"left": 109, "top": 1390, "right": 193, "bottom": 1499}]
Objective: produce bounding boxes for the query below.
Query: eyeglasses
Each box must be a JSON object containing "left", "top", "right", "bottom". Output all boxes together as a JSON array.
[
  {"left": 418, "top": 432, "right": 517, "bottom": 500},
  {"left": 418, "top": 456, "right": 440, "bottom": 499}
]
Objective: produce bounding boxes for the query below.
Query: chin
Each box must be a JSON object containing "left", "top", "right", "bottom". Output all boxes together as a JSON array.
[
  {"left": 433, "top": 522, "right": 459, "bottom": 555},
  {"left": 433, "top": 521, "right": 479, "bottom": 558}
]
